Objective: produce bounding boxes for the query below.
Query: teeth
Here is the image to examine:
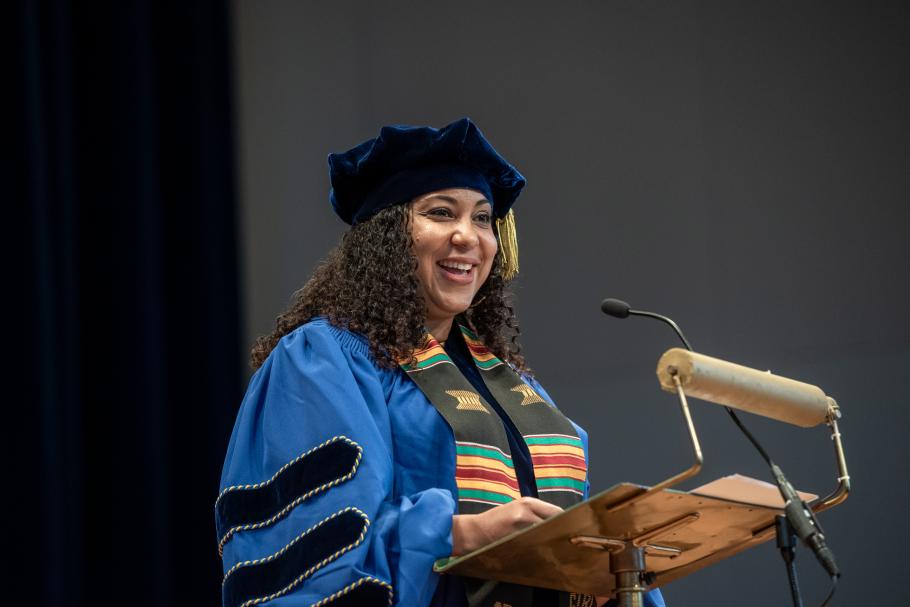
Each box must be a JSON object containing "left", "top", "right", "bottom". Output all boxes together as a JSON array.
[{"left": 439, "top": 260, "right": 473, "bottom": 271}]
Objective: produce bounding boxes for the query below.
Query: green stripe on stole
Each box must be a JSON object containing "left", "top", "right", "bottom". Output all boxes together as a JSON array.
[
  {"left": 455, "top": 444, "right": 515, "bottom": 466},
  {"left": 536, "top": 477, "right": 587, "bottom": 491},
  {"left": 524, "top": 435, "right": 583, "bottom": 447}
]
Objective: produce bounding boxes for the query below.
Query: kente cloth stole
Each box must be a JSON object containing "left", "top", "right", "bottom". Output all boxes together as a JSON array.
[{"left": 400, "top": 324, "right": 593, "bottom": 607}]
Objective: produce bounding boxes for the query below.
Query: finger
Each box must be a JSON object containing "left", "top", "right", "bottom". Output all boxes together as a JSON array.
[{"left": 520, "top": 497, "right": 564, "bottom": 519}]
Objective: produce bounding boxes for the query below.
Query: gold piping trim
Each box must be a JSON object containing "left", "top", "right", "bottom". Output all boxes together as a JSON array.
[
  {"left": 216, "top": 436, "right": 363, "bottom": 556},
  {"left": 215, "top": 436, "right": 360, "bottom": 502},
  {"left": 222, "top": 506, "right": 371, "bottom": 607},
  {"left": 309, "top": 576, "right": 394, "bottom": 607}
]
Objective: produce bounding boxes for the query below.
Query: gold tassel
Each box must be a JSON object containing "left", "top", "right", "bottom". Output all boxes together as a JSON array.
[{"left": 496, "top": 209, "right": 519, "bottom": 281}]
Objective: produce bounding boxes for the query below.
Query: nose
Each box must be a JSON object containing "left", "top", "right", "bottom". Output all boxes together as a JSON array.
[{"left": 451, "top": 216, "right": 480, "bottom": 248}]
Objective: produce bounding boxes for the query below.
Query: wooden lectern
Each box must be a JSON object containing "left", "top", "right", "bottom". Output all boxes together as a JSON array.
[{"left": 435, "top": 349, "right": 850, "bottom": 606}]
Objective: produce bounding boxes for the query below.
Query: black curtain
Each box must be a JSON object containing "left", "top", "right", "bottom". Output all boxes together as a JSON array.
[{"left": 16, "top": 1, "right": 242, "bottom": 604}]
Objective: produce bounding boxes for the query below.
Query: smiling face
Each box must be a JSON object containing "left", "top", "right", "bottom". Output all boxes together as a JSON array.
[{"left": 410, "top": 188, "right": 498, "bottom": 340}]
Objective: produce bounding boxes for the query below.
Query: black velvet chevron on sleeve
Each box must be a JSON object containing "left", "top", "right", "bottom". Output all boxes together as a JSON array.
[
  {"left": 221, "top": 508, "right": 369, "bottom": 607},
  {"left": 215, "top": 437, "right": 361, "bottom": 549}
]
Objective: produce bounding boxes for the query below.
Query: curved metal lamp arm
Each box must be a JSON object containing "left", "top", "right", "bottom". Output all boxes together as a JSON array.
[
  {"left": 813, "top": 401, "right": 851, "bottom": 513},
  {"left": 608, "top": 372, "right": 703, "bottom": 513}
]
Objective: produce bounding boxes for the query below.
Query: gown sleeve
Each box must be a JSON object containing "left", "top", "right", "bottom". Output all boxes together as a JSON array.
[
  {"left": 521, "top": 376, "right": 668, "bottom": 607},
  {"left": 216, "top": 321, "right": 456, "bottom": 607}
]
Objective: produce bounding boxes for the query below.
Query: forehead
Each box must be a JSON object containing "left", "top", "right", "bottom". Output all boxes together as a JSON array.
[{"left": 412, "top": 188, "right": 491, "bottom": 206}]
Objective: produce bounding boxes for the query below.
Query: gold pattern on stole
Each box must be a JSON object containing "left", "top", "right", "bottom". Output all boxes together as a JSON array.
[
  {"left": 445, "top": 389, "right": 490, "bottom": 413},
  {"left": 510, "top": 384, "right": 546, "bottom": 406}
]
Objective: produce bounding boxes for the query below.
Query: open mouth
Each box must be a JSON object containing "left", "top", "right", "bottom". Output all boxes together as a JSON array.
[{"left": 437, "top": 260, "right": 475, "bottom": 278}]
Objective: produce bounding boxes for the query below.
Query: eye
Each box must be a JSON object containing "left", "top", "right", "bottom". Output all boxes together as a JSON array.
[
  {"left": 473, "top": 210, "right": 492, "bottom": 225},
  {"left": 424, "top": 207, "right": 454, "bottom": 218}
]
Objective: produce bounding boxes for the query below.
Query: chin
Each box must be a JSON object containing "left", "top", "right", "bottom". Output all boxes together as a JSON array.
[
  {"left": 443, "top": 303, "right": 473, "bottom": 317},
  {"left": 433, "top": 297, "right": 474, "bottom": 318}
]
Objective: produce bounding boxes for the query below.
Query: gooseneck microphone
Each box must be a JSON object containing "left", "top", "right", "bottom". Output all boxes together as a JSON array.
[
  {"left": 599, "top": 298, "right": 632, "bottom": 318},
  {"left": 600, "top": 297, "right": 841, "bottom": 583},
  {"left": 600, "top": 298, "right": 693, "bottom": 351}
]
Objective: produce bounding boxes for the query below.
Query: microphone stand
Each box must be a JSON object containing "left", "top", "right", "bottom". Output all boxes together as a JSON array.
[{"left": 776, "top": 515, "right": 804, "bottom": 607}]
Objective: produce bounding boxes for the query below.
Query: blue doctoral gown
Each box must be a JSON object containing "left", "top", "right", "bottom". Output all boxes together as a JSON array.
[{"left": 217, "top": 319, "right": 665, "bottom": 607}]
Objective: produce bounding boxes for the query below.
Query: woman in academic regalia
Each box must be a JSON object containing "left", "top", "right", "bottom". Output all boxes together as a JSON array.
[{"left": 215, "top": 118, "right": 665, "bottom": 607}]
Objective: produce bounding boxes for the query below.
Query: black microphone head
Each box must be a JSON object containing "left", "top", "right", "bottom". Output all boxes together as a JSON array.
[{"left": 601, "top": 298, "right": 631, "bottom": 319}]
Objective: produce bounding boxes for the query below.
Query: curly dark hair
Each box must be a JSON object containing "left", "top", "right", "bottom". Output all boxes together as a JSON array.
[{"left": 250, "top": 203, "right": 528, "bottom": 373}]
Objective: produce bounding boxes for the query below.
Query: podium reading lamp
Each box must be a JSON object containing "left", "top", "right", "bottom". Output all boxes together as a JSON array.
[{"left": 434, "top": 348, "right": 850, "bottom": 605}]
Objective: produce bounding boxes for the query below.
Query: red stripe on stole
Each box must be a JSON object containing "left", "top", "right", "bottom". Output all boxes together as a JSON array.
[
  {"left": 413, "top": 339, "right": 443, "bottom": 358},
  {"left": 456, "top": 467, "right": 520, "bottom": 489},
  {"left": 465, "top": 341, "right": 492, "bottom": 355},
  {"left": 530, "top": 454, "right": 587, "bottom": 468}
]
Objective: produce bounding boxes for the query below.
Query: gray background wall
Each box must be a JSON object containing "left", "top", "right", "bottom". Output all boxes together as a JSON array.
[{"left": 233, "top": 1, "right": 910, "bottom": 604}]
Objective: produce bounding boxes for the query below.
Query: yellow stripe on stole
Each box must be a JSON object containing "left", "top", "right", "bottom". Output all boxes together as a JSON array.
[
  {"left": 412, "top": 345, "right": 446, "bottom": 363},
  {"left": 527, "top": 444, "right": 586, "bottom": 456},
  {"left": 461, "top": 336, "right": 498, "bottom": 362},
  {"left": 456, "top": 456, "right": 515, "bottom": 476},
  {"left": 456, "top": 478, "right": 522, "bottom": 497},
  {"left": 532, "top": 466, "right": 589, "bottom": 481}
]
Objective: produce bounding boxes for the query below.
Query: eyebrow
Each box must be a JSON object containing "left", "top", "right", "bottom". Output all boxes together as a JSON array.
[{"left": 418, "top": 194, "right": 492, "bottom": 207}]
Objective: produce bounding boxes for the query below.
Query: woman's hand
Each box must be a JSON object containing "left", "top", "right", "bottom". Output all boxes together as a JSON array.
[
  {"left": 450, "top": 496, "right": 563, "bottom": 556},
  {"left": 453, "top": 500, "right": 616, "bottom": 604}
]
